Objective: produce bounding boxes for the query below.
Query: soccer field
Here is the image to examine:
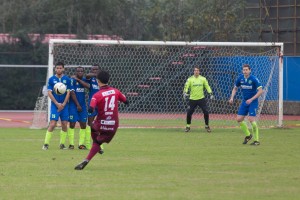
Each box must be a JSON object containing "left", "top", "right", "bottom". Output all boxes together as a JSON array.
[{"left": 1, "top": 127, "right": 300, "bottom": 200}]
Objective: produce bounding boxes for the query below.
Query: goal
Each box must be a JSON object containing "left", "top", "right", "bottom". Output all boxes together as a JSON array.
[{"left": 32, "top": 40, "right": 283, "bottom": 129}]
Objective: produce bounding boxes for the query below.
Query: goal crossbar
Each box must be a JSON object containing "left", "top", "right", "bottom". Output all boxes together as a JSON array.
[{"left": 50, "top": 39, "right": 283, "bottom": 47}]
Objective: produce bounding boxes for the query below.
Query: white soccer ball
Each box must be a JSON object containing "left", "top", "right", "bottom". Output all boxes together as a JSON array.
[{"left": 53, "top": 82, "right": 66, "bottom": 95}]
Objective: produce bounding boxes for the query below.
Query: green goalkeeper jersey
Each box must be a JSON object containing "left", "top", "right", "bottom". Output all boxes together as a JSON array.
[{"left": 184, "top": 75, "right": 212, "bottom": 100}]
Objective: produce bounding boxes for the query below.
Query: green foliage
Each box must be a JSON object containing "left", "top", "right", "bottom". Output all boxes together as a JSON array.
[
  {"left": 1, "top": 127, "right": 300, "bottom": 199},
  {"left": 0, "top": 0, "right": 259, "bottom": 109},
  {"left": 0, "top": 0, "right": 257, "bottom": 41},
  {"left": 0, "top": 67, "right": 47, "bottom": 109},
  {"left": 0, "top": 32, "right": 48, "bottom": 109}
]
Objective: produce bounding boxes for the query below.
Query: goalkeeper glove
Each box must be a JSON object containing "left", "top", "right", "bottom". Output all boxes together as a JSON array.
[
  {"left": 183, "top": 93, "right": 189, "bottom": 100},
  {"left": 209, "top": 93, "right": 215, "bottom": 100}
]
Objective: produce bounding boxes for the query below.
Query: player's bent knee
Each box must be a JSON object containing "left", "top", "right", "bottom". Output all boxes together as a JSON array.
[
  {"left": 93, "top": 139, "right": 102, "bottom": 145},
  {"left": 236, "top": 115, "right": 245, "bottom": 123}
]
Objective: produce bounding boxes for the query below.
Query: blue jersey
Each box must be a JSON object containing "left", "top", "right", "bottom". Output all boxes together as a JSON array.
[
  {"left": 47, "top": 75, "right": 70, "bottom": 121},
  {"left": 86, "top": 77, "right": 99, "bottom": 118},
  {"left": 235, "top": 74, "right": 262, "bottom": 102},
  {"left": 86, "top": 77, "right": 99, "bottom": 101},
  {"left": 47, "top": 75, "right": 71, "bottom": 105},
  {"left": 69, "top": 77, "right": 88, "bottom": 109}
]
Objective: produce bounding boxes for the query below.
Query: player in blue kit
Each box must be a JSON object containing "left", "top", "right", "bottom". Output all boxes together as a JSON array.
[
  {"left": 229, "top": 64, "right": 263, "bottom": 145},
  {"left": 42, "top": 62, "right": 71, "bottom": 150},
  {"left": 68, "top": 66, "right": 90, "bottom": 150},
  {"left": 85, "top": 64, "right": 104, "bottom": 153}
]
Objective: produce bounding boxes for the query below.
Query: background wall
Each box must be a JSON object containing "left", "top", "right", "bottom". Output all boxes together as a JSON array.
[
  {"left": 283, "top": 57, "right": 300, "bottom": 115},
  {"left": 284, "top": 57, "right": 300, "bottom": 101}
]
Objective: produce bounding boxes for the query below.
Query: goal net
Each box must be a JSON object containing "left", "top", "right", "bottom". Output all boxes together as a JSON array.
[{"left": 32, "top": 40, "right": 283, "bottom": 129}]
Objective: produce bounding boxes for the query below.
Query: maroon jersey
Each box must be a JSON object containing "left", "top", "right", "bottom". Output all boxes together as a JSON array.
[{"left": 90, "top": 85, "right": 127, "bottom": 133}]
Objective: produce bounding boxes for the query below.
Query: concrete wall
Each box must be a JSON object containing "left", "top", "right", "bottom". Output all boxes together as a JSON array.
[{"left": 283, "top": 101, "right": 300, "bottom": 115}]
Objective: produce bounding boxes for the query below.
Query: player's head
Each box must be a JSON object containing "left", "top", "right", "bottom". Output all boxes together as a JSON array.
[
  {"left": 55, "top": 62, "right": 65, "bottom": 76},
  {"left": 56, "top": 62, "right": 65, "bottom": 68},
  {"left": 194, "top": 66, "right": 200, "bottom": 77},
  {"left": 242, "top": 64, "right": 251, "bottom": 77},
  {"left": 76, "top": 66, "right": 84, "bottom": 79},
  {"left": 91, "top": 64, "right": 100, "bottom": 74},
  {"left": 97, "top": 70, "right": 110, "bottom": 85}
]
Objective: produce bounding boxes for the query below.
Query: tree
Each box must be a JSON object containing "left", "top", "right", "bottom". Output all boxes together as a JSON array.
[{"left": 0, "top": 0, "right": 260, "bottom": 110}]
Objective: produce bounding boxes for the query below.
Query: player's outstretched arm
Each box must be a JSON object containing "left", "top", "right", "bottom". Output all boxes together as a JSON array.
[
  {"left": 183, "top": 78, "right": 190, "bottom": 94},
  {"left": 75, "top": 77, "right": 90, "bottom": 89},
  {"left": 229, "top": 87, "right": 238, "bottom": 104},
  {"left": 204, "top": 78, "right": 212, "bottom": 94},
  {"left": 118, "top": 91, "right": 128, "bottom": 105},
  {"left": 123, "top": 100, "right": 129, "bottom": 105},
  {"left": 86, "top": 73, "right": 96, "bottom": 80},
  {"left": 183, "top": 78, "right": 191, "bottom": 100}
]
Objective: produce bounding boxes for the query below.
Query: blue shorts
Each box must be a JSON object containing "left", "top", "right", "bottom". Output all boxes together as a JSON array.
[
  {"left": 88, "top": 107, "right": 98, "bottom": 118},
  {"left": 50, "top": 104, "right": 69, "bottom": 121},
  {"left": 87, "top": 99, "right": 98, "bottom": 118},
  {"left": 69, "top": 106, "right": 87, "bottom": 123},
  {"left": 237, "top": 100, "right": 258, "bottom": 117}
]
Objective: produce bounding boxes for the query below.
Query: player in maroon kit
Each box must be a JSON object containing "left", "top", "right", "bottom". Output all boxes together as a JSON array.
[{"left": 75, "top": 70, "right": 128, "bottom": 170}]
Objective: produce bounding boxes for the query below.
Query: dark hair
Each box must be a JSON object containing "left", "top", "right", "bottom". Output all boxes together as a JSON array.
[
  {"left": 242, "top": 64, "right": 251, "bottom": 70},
  {"left": 97, "top": 70, "right": 110, "bottom": 84},
  {"left": 76, "top": 66, "right": 84, "bottom": 71},
  {"left": 55, "top": 62, "right": 64, "bottom": 68},
  {"left": 91, "top": 64, "right": 100, "bottom": 71},
  {"left": 194, "top": 66, "right": 200, "bottom": 70}
]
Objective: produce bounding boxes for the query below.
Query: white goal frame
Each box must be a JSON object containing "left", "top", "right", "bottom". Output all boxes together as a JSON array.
[{"left": 48, "top": 39, "right": 284, "bottom": 127}]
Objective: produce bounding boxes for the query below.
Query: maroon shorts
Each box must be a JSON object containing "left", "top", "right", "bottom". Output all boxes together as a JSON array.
[
  {"left": 91, "top": 130, "right": 116, "bottom": 144},
  {"left": 91, "top": 120, "right": 118, "bottom": 144}
]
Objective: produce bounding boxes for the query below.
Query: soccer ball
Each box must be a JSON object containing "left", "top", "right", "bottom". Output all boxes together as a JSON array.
[{"left": 53, "top": 82, "right": 66, "bottom": 95}]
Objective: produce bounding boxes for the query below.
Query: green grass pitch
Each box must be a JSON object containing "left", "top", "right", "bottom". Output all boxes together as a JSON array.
[{"left": 1, "top": 127, "right": 300, "bottom": 199}]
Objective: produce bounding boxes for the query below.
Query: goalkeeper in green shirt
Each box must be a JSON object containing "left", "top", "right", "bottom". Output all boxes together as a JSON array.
[{"left": 183, "top": 66, "right": 214, "bottom": 132}]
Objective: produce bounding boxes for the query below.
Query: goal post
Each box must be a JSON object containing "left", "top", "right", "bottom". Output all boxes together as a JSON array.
[{"left": 33, "top": 39, "right": 284, "bottom": 129}]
